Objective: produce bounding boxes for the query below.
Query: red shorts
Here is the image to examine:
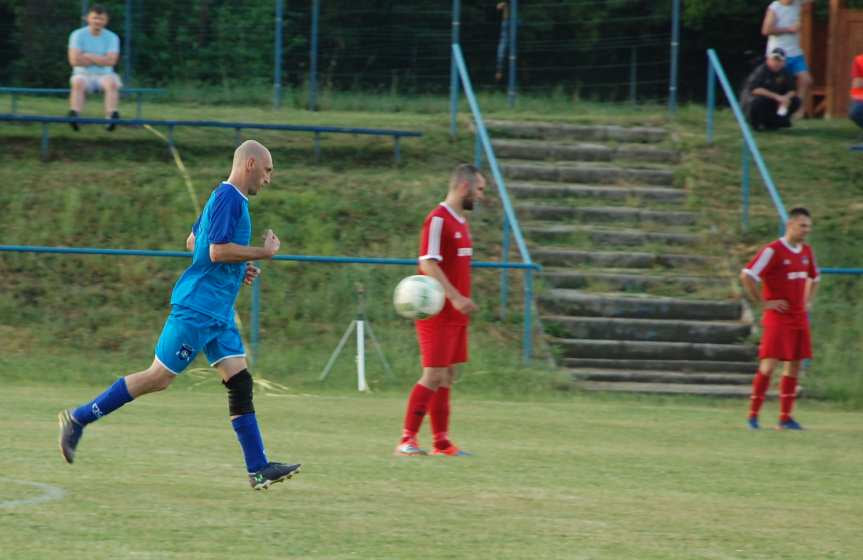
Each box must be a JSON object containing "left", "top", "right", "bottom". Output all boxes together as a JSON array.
[
  {"left": 758, "top": 323, "right": 812, "bottom": 361},
  {"left": 415, "top": 320, "right": 468, "bottom": 368}
]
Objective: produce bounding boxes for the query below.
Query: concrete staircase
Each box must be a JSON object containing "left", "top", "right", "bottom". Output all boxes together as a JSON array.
[{"left": 488, "top": 119, "right": 758, "bottom": 397}]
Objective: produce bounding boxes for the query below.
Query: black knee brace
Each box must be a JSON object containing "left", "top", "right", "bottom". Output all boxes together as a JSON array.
[{"left": 223, "top": 369, "right": 255, "bottom": 416}]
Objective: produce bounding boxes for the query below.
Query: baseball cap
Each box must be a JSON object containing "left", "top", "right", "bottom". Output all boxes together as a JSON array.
[{"left": 769, "top": 47, "right": 787, "bottom": 61}]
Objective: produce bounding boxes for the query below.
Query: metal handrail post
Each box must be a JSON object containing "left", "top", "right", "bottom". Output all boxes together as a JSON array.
[
  {"left": 274, "top": 0, "right": 284, "bottom": 109},
  {"left": 507, "top": 0, "right": 518, "bottom": 107},
  {"left": 706, "top": 58, "right": 716, "bottom": 144},
  {"left": 500, "top": 217, "right": 511, "bottom": 319},
  {"left": 449, "top": 0, "right": 461, "bottom": 138},
  {"left": 522, "top": 268, "right": 534, "bottom": 361},
  {"left": 668, "top": 0, "right": 680, "bottom": 114},
  {"left": 309, "top": 0, "right": 320, "bottom": 111},
  {"left": 123, "top": 0, "right": 132, "bottom": 85},
  {"left": 742, "top": 143, "right": 751, "bottom": 231}
]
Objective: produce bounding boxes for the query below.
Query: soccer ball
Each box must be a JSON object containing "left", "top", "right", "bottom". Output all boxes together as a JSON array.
[{"left": 393, "top": 275, "right": 445, "bottom": 319}]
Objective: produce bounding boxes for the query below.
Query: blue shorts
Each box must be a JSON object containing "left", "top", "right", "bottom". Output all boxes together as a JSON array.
[
  {"left": 154, "top": 305, "right": 245, "bottom": 374},
  {"left": 785, "top": 55, "right": 809, "bottom": 76}
]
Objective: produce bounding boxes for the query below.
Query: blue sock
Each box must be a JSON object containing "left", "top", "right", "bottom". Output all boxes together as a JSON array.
[
  {"left": 71, "top": 378, "right": 134, "bottom": 425},
  {"left": 231, "top": 413, "right": 269, "bottom": 473}
]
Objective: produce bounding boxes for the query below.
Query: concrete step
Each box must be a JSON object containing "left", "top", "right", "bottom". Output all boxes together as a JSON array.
[
  {"left": 525, "top": 225, "right": 698, "bottom": 247},
  {"left": 509, "top": 181, "right": 685, "bottom": 203},
  {"left": 541, "top": 290, "right": 742, "bottom": 320},
  {"left": 533, "top": 248, "right": 714, "bottom": 269},
  {"left": 493, "top": 139, "right": 680, "bottom": 163},
  {"left": 568, "top": 368, "right": 752, "bottom": 385},
  {"left": 563, "top": 358, "right": 755, "bottom": 373},
  {"left": 550, "top": 337, "right": 757, "bottom": 362},
  {"left": 542, "top": 269, "right": 726, "bottom": 293},
  {"left": 542, "top": 315, "right": 751, "bottom": 344},
  {"left": 486, "top": 119, "right": 668, "bottom": 143},
  {"left": 518, "top": 205, "right": 696, "bottom": 226},
  {"left": 502, "top": 162, "right": 674, "bottom": 186},
  {"left": 573, "top": 381, "right": 770, "bottom": 398}
]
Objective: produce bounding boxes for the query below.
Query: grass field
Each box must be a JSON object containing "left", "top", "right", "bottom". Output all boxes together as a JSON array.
[{"left": 2, "top": 380, "right": 861, "bottom": 559}]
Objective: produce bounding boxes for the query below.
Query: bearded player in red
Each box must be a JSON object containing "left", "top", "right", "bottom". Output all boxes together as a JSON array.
[
  {"left": 741, "top": 207, "right": 819, "bottom": 430},
  {"left": 395, "top": 164, "right": 486, "bottom": 456}
]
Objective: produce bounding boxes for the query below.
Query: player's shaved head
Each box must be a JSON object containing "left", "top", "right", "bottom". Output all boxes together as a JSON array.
[
  {"left": 232, "top": 140, "right": 271, "bottom": 171},
  {"left": 449, "top": 163, "right": 482, "bottom": 192}
]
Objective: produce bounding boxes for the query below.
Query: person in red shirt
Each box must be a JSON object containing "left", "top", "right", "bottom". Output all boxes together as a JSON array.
[
  {"left": 395, "top": 164, "right": 486, "bottom": 457},
  {"left": 850, "top": 54, "right": 863, "bottom": 130},
  {"left": 740, "top": 207, "right": 819, "bottom": 430}
]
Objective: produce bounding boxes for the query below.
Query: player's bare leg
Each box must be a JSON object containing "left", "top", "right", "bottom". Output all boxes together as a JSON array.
[
  {"left": 748, "top": 358, "right": 778, "bottom": 429},
  {"left": 59, "top": 359, "right": 172, "bottom": 464},
  {"left": 215, "top": 357, "right": 300, "bottom": 489},
  {"left": 777, "top": 360, "right": 804, "bottom": 430},
  {"left": 100, "top": 75, "right": 120, "bottom": 131},
  {"left": 67, "top": 76, "right": 87, "bottom": 131}
]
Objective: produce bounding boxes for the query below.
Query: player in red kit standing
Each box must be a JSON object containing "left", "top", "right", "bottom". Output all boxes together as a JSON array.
[
  {"left": 395, "top": 164, "right": 486, "bottom": 456},
  {"left": 740, "top": 207, "right": 819, "bottom": 430}
]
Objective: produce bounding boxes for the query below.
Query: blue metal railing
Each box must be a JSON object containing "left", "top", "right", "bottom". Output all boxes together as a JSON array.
[
  {"left": 0, "top": 245, "right": 541, "bottom": 363},
  {"left": 451, "top": 43, "right": 537, "bottom": 361},
  {"left": 0, "top": 86, "right": 164, "bottom": 118},
  {"left": 705, "top": 49, "right": 863, "bottom": 277},
  {"left": 705, "top": 49, "right": 788, "bottom": 231}
]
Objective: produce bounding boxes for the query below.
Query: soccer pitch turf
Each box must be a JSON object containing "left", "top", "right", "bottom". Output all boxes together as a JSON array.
[{"left": 1, "top": 381, "right": 861, "bottom": 559}]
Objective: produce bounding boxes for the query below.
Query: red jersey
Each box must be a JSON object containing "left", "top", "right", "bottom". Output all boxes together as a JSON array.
[
  {"left": 852, "top": 54, "right": 863, "bottom": 101},
  {"left": 417, "top": 203, "right": 472, "bottom": 325},
  {"left": 743, "top": 238, "right": 819, "bottom": 327}
]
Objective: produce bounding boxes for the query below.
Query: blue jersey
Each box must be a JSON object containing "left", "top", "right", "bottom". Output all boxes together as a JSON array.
[{"left": 170, "top": 183, "right": 251, "bottom": 323}]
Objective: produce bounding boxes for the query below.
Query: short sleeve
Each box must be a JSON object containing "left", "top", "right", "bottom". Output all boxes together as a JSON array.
[
  {"left": 743, "top": 246, "right": 776, "bottom": 282},
  {"left": 853, "top": 57, "right": 863, "bottom": 79},
  {"left": 419, "top": 215, "right": 444, "bottom": 262},
  {"left": 207, "top": 190, "right": 244, "bottom": 244},
  {"left": 68, "top": 29, "right": 83, "bottom": 50},
  {"left": 108, "top": 32, "right": 120, "bottom": 53}
]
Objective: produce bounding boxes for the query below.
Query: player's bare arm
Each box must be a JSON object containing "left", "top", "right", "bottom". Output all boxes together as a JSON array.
[
  {"left": 740, "top": 272, "right": 789, "bottom": 312},
  {"left": 805, "top": 278, "right": 819, "bottom": 310},
  {"left": 419, "top": 258, "right": 477, "bottom": 314},
  {"left": 210, "top": 229, "right": 280, "bottom": 263},
  {"left": 185, "top": 232, "right": 196, "bottom": 251}
]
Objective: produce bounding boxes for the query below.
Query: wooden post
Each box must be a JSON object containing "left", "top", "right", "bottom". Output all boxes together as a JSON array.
[{"left": 825, "top": 0, "right": 845, "bottom": 117}]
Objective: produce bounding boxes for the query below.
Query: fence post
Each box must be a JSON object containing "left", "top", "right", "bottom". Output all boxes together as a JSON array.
[
  {"left": 309, "top": 0, "right": 320, "bottom": 111},
  {"left": 507, "top": 0, "right": 518, "bottom": 108},
  {"left": 706, "top": 57, "right": 716, "bottom": 144},
  {"left": 500, "top": 217, "right": 511, "bottom": 319},
  {"left": 123, "top": 0, "right": 132, "bottom": 85},
  {"left": 742, "top": 142, "right": 751, "bottom": 231},
  {"left": 629, "top": 46, "right": 637, "bottom": 105},
  {"left": 251, "top": 267, "right": 261, "bottom": 365},
  {"left": 449, "top": 0, "right": 461, "bottom": 139},
  {"left": 274, "top": 0, "right": 284, "bottom": 109},
  {"left": 522, "top": 268, "right": 533, "bottom": 362},
  {"left": 668, "top": 0, "right": 680, "bottom": 114}
]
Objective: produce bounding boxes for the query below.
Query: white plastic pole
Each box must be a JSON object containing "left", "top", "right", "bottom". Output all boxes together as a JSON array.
[{"left": 356, "top": 320, "right": 369, "bottom": 391}]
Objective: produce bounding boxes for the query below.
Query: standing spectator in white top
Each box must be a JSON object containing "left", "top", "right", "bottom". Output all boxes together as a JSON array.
[
  {"left": 761, "top": 0, "right": 815, "bottom": 119},
  {"left": 67, "top": 4, "right": 122, "bottom": 132}
]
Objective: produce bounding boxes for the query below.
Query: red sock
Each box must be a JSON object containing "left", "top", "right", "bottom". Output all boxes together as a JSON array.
[
  {"left": 749, "top": 371, "right": 770, "bottom": 419},
  {"left": 779, "top": 375, "right": 798, "bottom": 422},
  {"left": 401, "top": 383, "right": 435, "bottom": 443},
  {"left": 429, "top": 386, "right": 451, "bottom": 450}
]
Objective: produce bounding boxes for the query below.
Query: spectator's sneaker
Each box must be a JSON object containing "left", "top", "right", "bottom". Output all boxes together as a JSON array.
[
  {"left": 430, "top": 444, "right": 472, "bottom": 457},
  {"left": 248, "top": 461, "right": 301, "bottom": 490},
  {"left": 58, "top": 409, "right": 84, "bottom": 464},
  {"left": 106, "top": 111, "right": 120, "bottom": 132},
  {"left": 67, "top": 110, "right": 80, "bottom": 131},
  {"left": 747, "top": 416, "right": 760, "bottom": 430},
  {"left": 776, "top": 418, "right": 804, "bottom": 431},
  {"left": 394, "top": 438, "right": 427, "bottom": 456}
]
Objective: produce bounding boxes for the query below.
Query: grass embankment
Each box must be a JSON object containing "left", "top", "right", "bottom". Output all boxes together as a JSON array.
[{"left": 0, "top": 94, "right": 861, "bottom": 404}]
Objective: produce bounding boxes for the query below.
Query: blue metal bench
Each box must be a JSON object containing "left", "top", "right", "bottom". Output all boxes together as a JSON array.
[
  {"left": 0, "top": 86, "right": 165, "bottom": 118},
  {"left": 0, "top": 114, "right": 422, "bottom": 163}
]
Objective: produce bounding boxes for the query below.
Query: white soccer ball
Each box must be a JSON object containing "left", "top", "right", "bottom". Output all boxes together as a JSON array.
[{"left": 393, "top": 275, "right": 445, "bottom": 319}]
